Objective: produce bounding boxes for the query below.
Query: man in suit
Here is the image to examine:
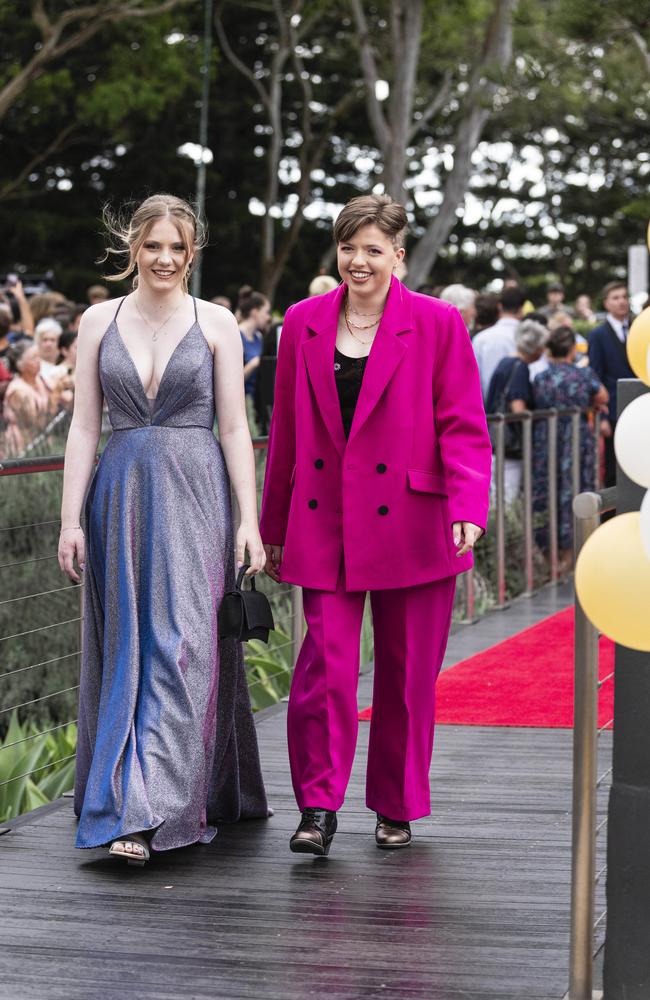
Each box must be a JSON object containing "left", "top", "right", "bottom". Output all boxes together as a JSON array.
[{"left": 588, "top": 281, "right": 634, "bottom": 487}]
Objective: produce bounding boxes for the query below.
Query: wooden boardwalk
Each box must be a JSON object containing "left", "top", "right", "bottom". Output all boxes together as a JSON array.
[{"left": 0, "top": 586, "right": 610, "bottom": 1000}]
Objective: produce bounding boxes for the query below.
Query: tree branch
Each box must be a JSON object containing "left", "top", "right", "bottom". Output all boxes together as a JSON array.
[
  {"left": 0, "top": 0, "right": 195, "bottom": 121},
  {"left": 214, "top": 3, "right": 272, "bottom": 112},
  {"left": 0, "top": 122, "right": 77, "bottom": 202},
  {"left": 407, "top": 69, "right": 453, "bottom": 143},
  {"left": 349, "top": 0, "right": 390, "bottom": 152}
]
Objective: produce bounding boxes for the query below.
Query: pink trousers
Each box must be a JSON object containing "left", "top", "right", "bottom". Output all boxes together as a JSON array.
[{"left": 287, "top": 570, "right": 456, "bottom": 821}]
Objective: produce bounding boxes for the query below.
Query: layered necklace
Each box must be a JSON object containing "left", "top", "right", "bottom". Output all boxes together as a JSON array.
[
  {"left": 133, "top": 293, "right": 187, "bottom": 341},
  {"left": 344, "top": 297, "right": 385, "bottom": 346}
]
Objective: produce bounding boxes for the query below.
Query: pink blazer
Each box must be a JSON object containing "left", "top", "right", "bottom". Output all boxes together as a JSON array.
[{"left": 259, "top": 277, "right": 492, "bottom": 592}]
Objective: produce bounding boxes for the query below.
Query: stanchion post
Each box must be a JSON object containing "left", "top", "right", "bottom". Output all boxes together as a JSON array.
[
  {"left": 569, "top": 492, "right": 601, "bottom": 1000},
  {"left": 548, "top": 410, "right": 559, "bottom": 583},
  {"left": 522, "top": 412, "right": 534, "bottom": 595},
  {"left": 495, "top": 417, "right": 507, "bottom": 609}
]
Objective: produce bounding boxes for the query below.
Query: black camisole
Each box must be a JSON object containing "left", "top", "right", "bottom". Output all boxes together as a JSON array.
[{"left": 334, "top": 347, "right": 368, "bottom": 438}]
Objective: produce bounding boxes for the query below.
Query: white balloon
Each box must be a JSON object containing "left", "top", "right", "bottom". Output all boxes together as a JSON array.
[
  {"left": 641, "top": 491, "right": 650, "bottom": 562},
  {"left": 614, "top": 394, "right": 650, "bottom": 488}
]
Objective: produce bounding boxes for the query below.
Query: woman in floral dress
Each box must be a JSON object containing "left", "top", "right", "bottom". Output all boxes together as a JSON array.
[{"left": 532, "top": 325, "right": 608, "bottom": 572}]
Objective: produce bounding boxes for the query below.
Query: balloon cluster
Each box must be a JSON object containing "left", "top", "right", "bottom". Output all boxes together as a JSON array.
[{"left": 575, "top": 222, "right": 650, "bottom": 651}]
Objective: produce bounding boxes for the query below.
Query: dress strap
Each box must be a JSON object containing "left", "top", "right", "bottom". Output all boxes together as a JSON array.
[
  {"left": 113, "top": 295, "right": 127, "bottom": 321},
  {"left": 192, "top": 296, "right": 198, "bottom": 321}
]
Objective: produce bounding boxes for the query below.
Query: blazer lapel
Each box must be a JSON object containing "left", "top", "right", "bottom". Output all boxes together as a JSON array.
[
  {"left": 302, "top": 285, "right": 348, "bottom": 456},
  {"left": 347, "top": 276, "right": 411, "bottom": 444}
]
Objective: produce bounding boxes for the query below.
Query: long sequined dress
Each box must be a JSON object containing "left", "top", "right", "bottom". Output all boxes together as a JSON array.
[{"left": 74, "top": 297, "right": 268, "bottom": 850}]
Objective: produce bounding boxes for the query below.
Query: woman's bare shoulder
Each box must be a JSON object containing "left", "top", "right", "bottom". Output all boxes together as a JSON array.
[
  {"left": 78, "top": 298, "right": 122, "bottom": 343},
  {"left": 195, "top": 298, "right": 240, "bottom": 352}
]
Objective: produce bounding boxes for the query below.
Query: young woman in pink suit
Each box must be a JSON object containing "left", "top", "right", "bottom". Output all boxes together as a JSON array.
[{"left": 260, "top": 195, "right": 492, "bottom": 856}]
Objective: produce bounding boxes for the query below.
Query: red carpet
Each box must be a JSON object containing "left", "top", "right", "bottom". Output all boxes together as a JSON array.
[{"left": 359, "top": 607, "right": 614, "bottom": 728}]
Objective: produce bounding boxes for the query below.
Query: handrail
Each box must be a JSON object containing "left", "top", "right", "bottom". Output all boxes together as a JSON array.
[
  {"left": 569, "top": 486, "right": 616, "bottom": 1000},
  {"left": 0, "top": 435, "right": 271, "bottom": 477}
]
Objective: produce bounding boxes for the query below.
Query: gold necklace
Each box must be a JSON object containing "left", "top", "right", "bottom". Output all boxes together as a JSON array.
[
  {"left": 133, "top": 293, "right": 186, "bottom": 342},
  {"left": 344, "top": 309, "right": 374, "bottom": 346},
  {"left": 345, "top": 301, "right": 381, "bottom": 331},
  {"left": 349, "top": 306, "right": 383, "bottom": 319}
]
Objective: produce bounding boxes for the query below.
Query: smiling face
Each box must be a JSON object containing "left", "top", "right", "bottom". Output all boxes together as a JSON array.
[
  {"left": 337, "top": 224, "right": 405, "bottom": 296},
  {"left": 135, "top": 217, "right": 194, "bottom": 294}
]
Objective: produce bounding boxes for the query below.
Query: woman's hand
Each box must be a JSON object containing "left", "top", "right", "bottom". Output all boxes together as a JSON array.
[
  {"left": 236, "top": 522, "right": 266, "bottom": 575},
  {"left": 452, "top": 521, "right": 483, "bottom": 558},
  {"left": 58, "top": 527, "right": 85, "bottom": 583},
  {"left": 263, "top": 543, "right": 283, "bottom": 583}
]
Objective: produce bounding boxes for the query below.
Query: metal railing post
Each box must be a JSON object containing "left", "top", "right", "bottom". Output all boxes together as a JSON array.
[
  {"left": 290, "top": 585, "right": 304, "bottom": 669},
  {"left": 463, "top": 568, "right": 476, "bottom": 624},
  {"left": 521, "top": 413, "right": 534, "bottom": 595},
  {"left": 593, "top": 412, "right": 601, "bottom": 492},
  {"left": 547, "top": 411, "right": 559, "bottom": 583},
  {"left": 494, "top": 417, "right": 507, "bottom": 609},
  {"left": 571, "top": 409, "right": 581, "bottom": 505}
]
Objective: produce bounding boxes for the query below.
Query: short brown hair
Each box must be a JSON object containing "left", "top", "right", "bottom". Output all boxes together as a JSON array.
[
  {"left": 547, "top": 324, "right": 575, "bottom": 358},
  {"left": 601, "top": 281, "right": 627, "bottom": 304},
  {"left": 333, "top": 195, "right": 408, "bottom": 247}
]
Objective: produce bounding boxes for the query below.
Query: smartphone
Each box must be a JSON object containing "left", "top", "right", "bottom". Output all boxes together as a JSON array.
[{"left": 5, "top": 273, "right": 18, "bottom": 287}]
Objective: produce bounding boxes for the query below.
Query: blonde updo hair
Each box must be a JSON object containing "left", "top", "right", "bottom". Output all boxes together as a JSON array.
[
  {"left": 333, "top": 194, "right": 408, "bottom": 248},
  {"left": 101, "top": 194, "right": 207, "bottom": 293}
]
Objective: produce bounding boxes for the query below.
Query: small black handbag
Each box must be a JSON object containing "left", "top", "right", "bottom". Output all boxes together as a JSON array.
[{"left": 218, "top": 565, "right": 275, "bottom": 643}]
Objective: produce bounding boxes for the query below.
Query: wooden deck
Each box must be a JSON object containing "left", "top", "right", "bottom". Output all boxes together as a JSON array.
[{"left": 0, "top": 586, "right": 610, "bottom": 1000}]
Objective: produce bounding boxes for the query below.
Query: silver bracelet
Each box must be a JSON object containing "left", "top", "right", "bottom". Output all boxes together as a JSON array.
[{"left": 60, "top": 526, "right": 82, "bottom": 533}]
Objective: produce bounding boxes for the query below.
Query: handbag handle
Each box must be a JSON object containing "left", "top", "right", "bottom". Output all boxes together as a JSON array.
[{"left": 236, "top": 564, "right": 257, "bottom": 591}]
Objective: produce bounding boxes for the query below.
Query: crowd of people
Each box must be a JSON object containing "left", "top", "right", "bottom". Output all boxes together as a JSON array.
[
  {"left": 0, "top": 279, "right": 107, "bottom": 457},
  {"left": 439, "top": 277, "right": 636, "bottom": 564},
  {"left": 1, "top": 266, "right": 641, "bottom": 564}
]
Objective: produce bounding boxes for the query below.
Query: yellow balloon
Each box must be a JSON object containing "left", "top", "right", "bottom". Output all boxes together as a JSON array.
[
  {"left": 627, "top": 308, "right": 650, "bottom": 386},
  {"left": 575, "top": 512, "right": 650, "bottom": 652}
]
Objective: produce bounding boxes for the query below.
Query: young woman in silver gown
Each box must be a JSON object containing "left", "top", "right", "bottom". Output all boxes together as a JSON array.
[{"left": 59, "top": 195, "right": 269, "bottom": 864}]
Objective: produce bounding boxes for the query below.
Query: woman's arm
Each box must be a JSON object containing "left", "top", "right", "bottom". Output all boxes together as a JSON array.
[
  {"left": 243, "top": 355, "right": 261, "bottom": 381},
  {"left": 207, "top": 303, "right": 265, "bottom": 575},
  {"left": 58, "top": 305, "right": 108, "bottom": 582},
  {"left": 12, "top": 280, "right": 34, "bottom": 337}
]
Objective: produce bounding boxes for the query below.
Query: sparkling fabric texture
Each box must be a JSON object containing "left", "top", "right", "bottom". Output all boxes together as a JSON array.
[{"left": 74, "top": 302, "right": 268, "bottom": 850}]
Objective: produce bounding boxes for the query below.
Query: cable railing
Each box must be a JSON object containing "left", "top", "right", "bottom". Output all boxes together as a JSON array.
[
  {"left": 568, "top": 487, "right": 616, "bottom": 1000},
  {"left": 1, "top": 412, "right": 599, "bottom": 816}
]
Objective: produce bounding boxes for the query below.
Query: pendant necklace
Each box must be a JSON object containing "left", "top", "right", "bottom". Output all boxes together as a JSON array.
[{"left": 133, "top": 293, "right": 186, "bottom": 341}]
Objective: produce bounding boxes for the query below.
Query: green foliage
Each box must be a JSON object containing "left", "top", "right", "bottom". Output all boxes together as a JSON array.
[
  {"left": 0, "top": 713, "right": 76, "bottom": 823},
  {"left": 1, "top": 2, "right": 649, "bottom": 302}
]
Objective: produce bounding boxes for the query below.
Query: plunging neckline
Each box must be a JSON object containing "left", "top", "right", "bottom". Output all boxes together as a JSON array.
[{"left": 113, "top": 319, "right": 199, "bottom": 410}]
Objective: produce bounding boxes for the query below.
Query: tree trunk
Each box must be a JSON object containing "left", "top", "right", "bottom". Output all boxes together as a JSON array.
[
  {"left": 406, "top": 0, "right": 517, "bottom": 289},
  {"left": 350, "top": 0, "right": 424, "bottom": 199}
]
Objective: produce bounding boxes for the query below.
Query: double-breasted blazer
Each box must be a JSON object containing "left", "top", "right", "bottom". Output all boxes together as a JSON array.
[{"left": 259, "top": 277, "right": 492, "bottom": 592}]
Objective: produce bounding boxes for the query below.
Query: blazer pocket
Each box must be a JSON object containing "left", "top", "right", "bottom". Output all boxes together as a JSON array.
[{"left": 407, "top": 469, "right": 448, "bottom": 496}]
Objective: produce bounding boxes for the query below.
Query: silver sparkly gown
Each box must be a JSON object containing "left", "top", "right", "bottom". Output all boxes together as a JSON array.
[{"left": 74, "top": 297, "right": 268, "bottom": 850}]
